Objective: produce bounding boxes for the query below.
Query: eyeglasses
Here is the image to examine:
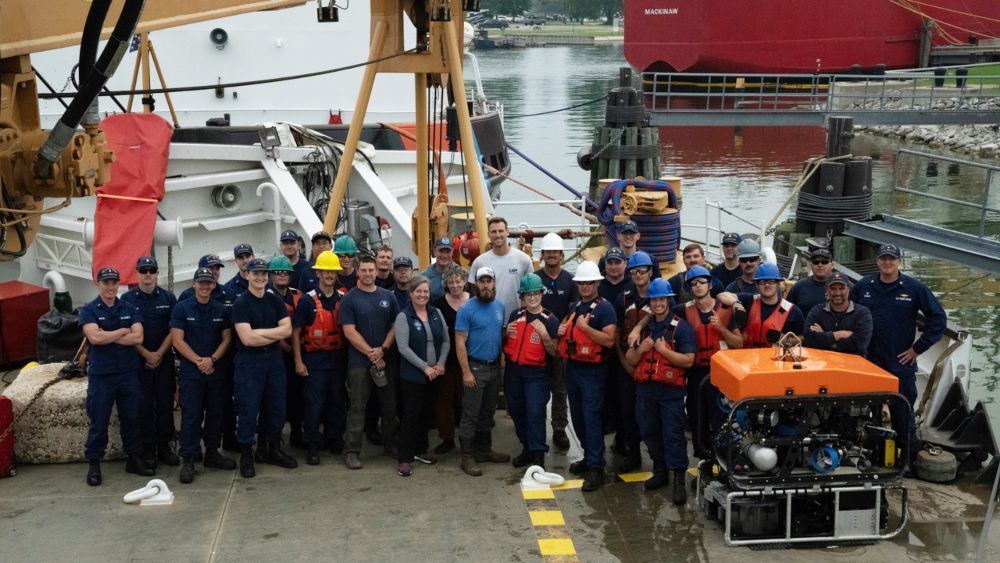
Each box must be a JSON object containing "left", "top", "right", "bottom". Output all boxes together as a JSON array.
[
  {"left": 811, "top": 259, "right": 831, "bottom": 265},
  {"left": 689, "top": 278, "right": 709, "bottom": 286},
  {"left": 630, "top": 267, "right": 651, "bottom": 275},
  {"left": 138, "top": 268, "right": 158, "bottom": 275},
  {"left": 739, "top": 257, "right": 760, "bottom": 263}
]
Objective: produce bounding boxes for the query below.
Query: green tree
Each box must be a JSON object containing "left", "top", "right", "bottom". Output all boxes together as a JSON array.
[
  {"left": 601, "top": 0, "right": 622, "bottom": 24},
  {"left": 564, "top": 0, "right": 601, "bottom": 21},
  {"left": 481, "top": 0, "right": 532, "bottom": 16}
]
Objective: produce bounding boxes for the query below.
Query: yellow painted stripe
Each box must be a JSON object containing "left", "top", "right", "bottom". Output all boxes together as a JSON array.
[
  {"left": 530, "top": 510, "right": 566, "bottom": 526},
  {"left": 538, "top": 538, "right": 576, "bottom": 556},
  {"left": 618, "top": 471, "right": 653, "bottom": 483},
  {"left": 550, "top": 479, "right": 583, "bottom": 491},
  {"left": 522, "top": 488, "right": 555, "bottom": 500}
]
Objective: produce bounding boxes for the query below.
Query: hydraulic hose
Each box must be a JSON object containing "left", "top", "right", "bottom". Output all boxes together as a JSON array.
[
  {"left": 596, "top": 178, "right": 681, "bottom": 262},
  {"left": 35, "top": 0, "right": 146, "bottom": 178},
  {"left": 79, "top": 0, "right": 112, "bottom": 127}
]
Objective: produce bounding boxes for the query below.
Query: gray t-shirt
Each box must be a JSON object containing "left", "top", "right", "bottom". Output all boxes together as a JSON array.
[{"left": 468, "top": 247, "right": 533, "bottom": 321}]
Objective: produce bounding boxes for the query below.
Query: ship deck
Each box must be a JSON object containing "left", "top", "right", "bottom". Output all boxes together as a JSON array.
[{"left": 2, "top": 413, "right": 999, "bottom": 562}]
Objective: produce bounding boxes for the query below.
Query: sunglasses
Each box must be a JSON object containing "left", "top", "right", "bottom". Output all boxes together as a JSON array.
[
  {"left": 138, "top": 268, "right": 158, "bottom": 275},
  {"left": 272, "top": 271, "right": 290, "bottom": 276},
  {"left": 739, "top": 257, "right": 760, "bottom": 263},
  {"left": 630, "top": 267, "right": 651, "bottom": 275},
  {"left": 811, "top": 259, "right": 831, "bottom": 265},
  {"left": 689, "top": 278, "right": 709, "bottom": 286}
]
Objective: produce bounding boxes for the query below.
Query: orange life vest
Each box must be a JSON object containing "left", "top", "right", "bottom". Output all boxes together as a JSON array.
[
  {"left": 631, "top": 316, "right": 685, "bottom": 386},
  {"left": 684, "top": 299, "right": 734, "bottom": 367},
  {"left": 303, "top": 290, "right": 344, "bottom": 351},
  {"left": 503, "top": 308, "right": 553, "bottom": 367},
  {"left": 619, "top": 289, "right": 651, "bottom": 351},
  {"left": 558, "top": 298, "right": 608, "bottom": 364},
  {"left": 744, "top": 295, "right": 794, "bottom": 348}
]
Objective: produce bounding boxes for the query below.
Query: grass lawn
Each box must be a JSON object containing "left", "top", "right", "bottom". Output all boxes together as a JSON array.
[{"left": 489, "top": 22, "right": 623, "bottom": 37}]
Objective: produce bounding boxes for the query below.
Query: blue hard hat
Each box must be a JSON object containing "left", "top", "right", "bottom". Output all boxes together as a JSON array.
[
  {"left": 627, "top": 251, "right": 653, "bottom": 271},
  {"left": 684, "top": 265, "right": 713, "bottom": 289},
  {"left": 754, "top": 262, "right": 782, "bottom": 282},
  {"left": 647, "top": 278, "right": 674, "bottom": 299}
]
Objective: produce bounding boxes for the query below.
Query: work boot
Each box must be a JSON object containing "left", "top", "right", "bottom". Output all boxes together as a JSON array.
[
  {"left": 266, "top": 438, "right": 298, "bottom": 469},
  {"left": 532, "top": 452, "right": 546, "bottom": 469},
  {"left": 512, "top": 449, "right": 533, "bottom": 468},
  {"left": 460, "top": 439, "right": 482, "bottom": 477},
  {"left": 617, "top": 445, "right": 642, "bottom": 474},
  {"left": 126, "top": 455, "right": 155, "bottom": 477},
  {"left": 582, "top": 468, "right": 605, "bottom": 492},
  {"left": 239, "top": 445, "right": 255, "bottom": 478},
  {"left": 141, "top": 446, "right": 157, "bottom": 469},
  {"left": 434, "top": 439, "right": 455, "bottom": 455},
  {"left": 289, "top": 427, "right": 305, "bottom": 449},
  {"left": 644, "top": 471, "right": 669, "bottom": 491},
  {"left": 157, "top": 442, "right": 180, "bottom": 467},
  {"left": 203, "top": 449, "right": 237, "bottom": 470},
  {"left": 86, "top": 460, "right": 102, "bottom": 486},
  {"left": 552, "top": 429, "right": 570, "bottom": 450},
  {"left": 568, "top": 460, "right": 588, "bottom": 475},
  {"left": 179, "top": 460, "right": 196, "bottom": 484},
  {"left": 672, "top": 470, "right": 687, "bottom": 505},
  {"left": 306, "top": 444, "right": 320, "bottom": 466},
  {"left": 474, "top": 432, "right": 510, "bottom": 463},
  {"left": 254, "top": 437, "right": 270, "bottom": 463}
]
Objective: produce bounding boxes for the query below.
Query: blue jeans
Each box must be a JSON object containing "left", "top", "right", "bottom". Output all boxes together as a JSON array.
[
  {"left": 566, "top": 361, "right": 607, "bottom": 470},
  {"left": 505, "top": 362, "right": 550, "bottom": 453},
  {"left": 178, "top": 365, "right": 226, "bottom": 458},
  {"left": 138, "top": 355, "right": 177, "bottom": 448},
  {"left": 85, "top": 371, "right": 142, "bottom": 460},
  {"left": 302, "top": 350, "right": 347, "bottom": 448},
  {"left": 636, "top": 383, "right": 688, "bottom": 471},
  {"left": 234, "top": 350, "right": 286, "bottom": 445}
]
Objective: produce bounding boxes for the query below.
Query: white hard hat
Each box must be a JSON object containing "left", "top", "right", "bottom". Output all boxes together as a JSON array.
[
  {"left": 572, "top": 261, "right": 603, "bottom": 282},
  {"left": 540, "top": 233, "right": 565, "bottom": 252}
]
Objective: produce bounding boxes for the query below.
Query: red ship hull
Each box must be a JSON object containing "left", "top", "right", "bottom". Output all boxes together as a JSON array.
[{"left": 625, "top": 0, "right": 1000, "bottom": 74}]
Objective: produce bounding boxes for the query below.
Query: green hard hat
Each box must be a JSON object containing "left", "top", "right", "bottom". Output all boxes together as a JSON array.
[
  {"left": 268, "top": 255, "right": 294, "bottom": 272},
  {"left": 334, "top": 235, "right": 358, "bottom": 255},
  {"left": 519, "top": 273, "right": 545, "bottom": 295}
]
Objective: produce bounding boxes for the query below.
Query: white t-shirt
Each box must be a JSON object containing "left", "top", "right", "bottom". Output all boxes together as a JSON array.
[{"left": 468, "top": 247, "right": 533, "bottom": 321}]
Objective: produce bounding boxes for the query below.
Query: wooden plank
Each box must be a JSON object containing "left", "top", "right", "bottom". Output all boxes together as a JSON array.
[{"left": 624, "top": 127, "right": 638, "bottom": 179}]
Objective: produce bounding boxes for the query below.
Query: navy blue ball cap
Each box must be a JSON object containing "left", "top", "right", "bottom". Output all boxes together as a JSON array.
[
  {"left": 436, "top": 236, "right": 454, "bottom": 250},
  {"left": 721, "top": 232, "right": 741, "bottom": 245},
  {"left": 193, "top": 267, "right": 216, "bottom": 282},
  {"left": 619, "top": 220, "right": 640, "bottom": 233},
  {"left": 604, "top": 247, "right": 626, "bottom": 262},
  {"left": 825, "top": 272, "right": 850, "bottom": 288},
  {"left": 136, "top": 256, "right": 158, "bottom": 269},
  {"left": 877, "top": 243, "right": 901, "bottom": 259},
  {"left": 233, "top": 243, "right": 254, "bottom": 258},
  {"left": 247, "top": 258, "right": 270, "bottom": 272},
  {"left": 96, "top": 267, "right": 120, "bottom": 282},
  {"left": 311, "top": 231, "right": 333, "bottom": 242},
  {"left": 199, "top": 254, "right": 224, "bottom": 268},
  {"left": 279, "top": 229, "right": 299, "bottom": 242},
  {"left": 393, "top": 256, "right": 414, "bottom": 269}
]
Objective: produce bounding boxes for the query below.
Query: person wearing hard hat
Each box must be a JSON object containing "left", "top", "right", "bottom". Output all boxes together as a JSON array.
[
  {"left": 666, "top": 244, "right": 723, "bottom": 303},
  {"left": 423, "top": 237, "right": 458, "bottom": 301},
  {"left": 787, "top": 247, "right": 835, "bottom": 317},
  {"left": 334, "top": 235, "right": 360, "bottom": 290},
  {"left": 535, "top": 232, "right": 576, "bottom": 451},
  {"left": 710, "top": 232, "right": 743, "bottom": 288},
  {"left": 291, "top": 251, "right": 348, "bottom": 465},
  {"left": 267, "top": 256, "right": 305, "bottom": 452},
  {"left": 505, "top": 273, "right": 560, "bottom": 469},
  {"left": 80, "top": 266, "right": 155, "bottom": 486},
  {"left": 454, "top": 266, "right": 509, "bottom": 476},
  {"left": 231, "top": 258, "right": 297, "bottom": 478},
  {"left": 732, "top": 262, "right": 805, "bottom": 348},
  {"left": 850, "top": 243, "right": 946, "bottom": 464},
  {"left": 623, "top": 278, "right": 696, "bottom": 505},
  {"left": 724, "top": 239, "right": 762, "bottom": 295},
  {"left": 559, "top": 261, "right": 617, "bottom": 492},
  {"left": 803, "top": 272, "right": 872, "bottom": 355},
  {"left": 466, "top": 217, "right": 533, "bottom": 321},
  {"left": 171, "top": 267, "right": 237, "bottom": 485},
  {"left": 225, "top": 243, "right": 255, "bottom": 297},
  {"left": 121, "top": 256, "right": 179, "bottom": 470},
  {"left": 278, "top": 229, "right": 307, "bottom": 289}
]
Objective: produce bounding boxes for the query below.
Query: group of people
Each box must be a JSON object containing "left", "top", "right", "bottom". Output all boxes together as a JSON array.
[{"left": 81, "top": 219, "right": 947, "bottom": 507}]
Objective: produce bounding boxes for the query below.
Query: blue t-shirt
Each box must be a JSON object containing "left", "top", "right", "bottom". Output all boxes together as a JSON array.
[
  {"left": 231, "top": 290, "right": 288, "bottom": 353},
  {"left": 599, "top": 278, "right": 632, "bottom": 304},
  {"left": 120, "top": 285, "right": 176, "bottom": 351},
  {"left": 170, "top": 298, "right": 231, "bottom": 370},
  {"left": 339, "top": 286, "right": 400, "bottom": 369},
  {"left": 536, "top": 268, "right": 578, "bottom": 321},
  {"left": 787, "top": 276, "right": 828, "bottom": 318},
  {"left": 393, "top": 287, "right": 411, "bottom": 310},
  {"left": 455, "top": 298, "right": 506, "bottom": 362},
  {"left": 79, "top": 296, "right": 143, "bottom": 375}
]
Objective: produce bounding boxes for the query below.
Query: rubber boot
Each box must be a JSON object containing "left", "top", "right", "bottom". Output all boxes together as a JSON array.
[
  {"left": 474, "top": 432, "right": 510, "bottom": 463},
  {"left": 239, "top": 444, "right": 256, "bottom": 478},
  {"left": 179, "top": 460, "right": 196, "bottom": 484},
  {"left": 126, "top": 455, "right": 155, "bottom": 477},
  {"left": 204, "top": 449, "right": 237, "bottom": 470},
  {"left": 86, "top": 460, "right": 102, "bottom": 486},
  {"left": 266, "top": 438, "right": 298, "bottom": 469},
  {"left": 157, "top": 442, "right": 180, "bottom": 467},
  {"left": 460, "top": 439, "right": 482, "bottom": 477},
  {"left": 672, "top": 470, "right": 687, "bottom": 505}
]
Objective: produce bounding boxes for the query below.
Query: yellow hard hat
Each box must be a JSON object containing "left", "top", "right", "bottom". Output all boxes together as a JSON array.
[{"left": 313, "top": 250, "right": 342, "bottom": 271}]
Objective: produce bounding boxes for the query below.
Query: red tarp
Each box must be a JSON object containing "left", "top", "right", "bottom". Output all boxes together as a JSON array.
[{"left": 91, "top": 114, "right": 172, "bottom": 286}]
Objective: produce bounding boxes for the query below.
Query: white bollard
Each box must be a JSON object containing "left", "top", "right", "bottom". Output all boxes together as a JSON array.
[
  {"left": 520, "top": 465, "right": 566, "bottom": 491},
  {"left": 123, "top": 479, "right": 175, "bottom": 506}
]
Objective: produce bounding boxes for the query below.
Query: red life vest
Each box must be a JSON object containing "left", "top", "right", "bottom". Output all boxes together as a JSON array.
[
  {"left": 503, "top": 308, "right": 552, "bottom": 367},
  {"left": 558, "top": 298, "right": 608, "bottom": 364},
  {"left": 303, "top": 290, "right": 344, "bottom": 351},
  {"left": 619, "top": 289, "right": 651, "bottom": 351},
  {"left": 744, "top": 295, "right": 794, "bottom": 348},
  {"left": 631, "top": 316, "right": 685, "bottom": 387},
  {"left": 684, "top": 299, "right": 734, "bottom": 367}
]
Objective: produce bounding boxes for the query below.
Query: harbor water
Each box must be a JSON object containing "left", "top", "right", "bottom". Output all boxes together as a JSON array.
[{"left": 469, "top": 43, "right": 1000, "bottom": 406}]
